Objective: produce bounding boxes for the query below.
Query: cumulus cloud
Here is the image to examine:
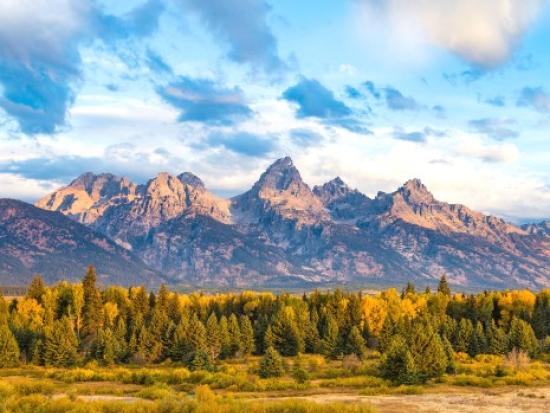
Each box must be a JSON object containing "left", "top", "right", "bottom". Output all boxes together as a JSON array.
[
  {"left": 180, "top": 0, "right": 286, "bottom": 74},
  {"left": 157, "top": 76, "right": 253, "bottom": 125},
  {"left": 283, "top": 78, "right": 352, "bottom": 119},
  {"left": 282, "top": 78, "right": 370, "bottom": 133},
  {"left": 392, "top": 127, "right": 446, "bottom": 143},
  {"left": 384, "top": 87, "right": 422, "bottom": 111},
  {"left": 361, "top": 0, "right": 542, "bottom": 68},
  {"left": 0, "top": 0, "right": 164, "bottom": 135},
  {"left": 206, "top": 131, "right": 276, "bottom": 157},
  {"left": 517, "top": 86, "right": 550, "bottom": 113},
  {"left": 469, "top": 118, "right": 519, "bottom": 140},
  {"left": 485, "top": 96, "right": 506, "bottom": 107},
  {"left": 392, "top": 128, "right": 426, "bottom": 143}
]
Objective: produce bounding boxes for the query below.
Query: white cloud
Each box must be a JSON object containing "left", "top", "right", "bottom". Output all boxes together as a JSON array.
[
  {"left": 359, "top": 0, "right": 543, "bottom": 68},
  {"left": 0, "top": 0, "right": 91, "bottom": 65}
]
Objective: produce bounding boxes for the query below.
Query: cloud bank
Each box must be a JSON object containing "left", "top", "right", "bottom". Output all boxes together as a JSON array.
[
  {"left": 361, "top": 0, "right": 542, "bottom": 68},
  {"left": 0, "top": 0, "right": 163, "bottom": 135}
]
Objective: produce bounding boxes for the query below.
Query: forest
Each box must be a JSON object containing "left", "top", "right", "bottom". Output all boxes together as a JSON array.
[{"left": 0, "top": 267, "right": 549, "bottom": 412}]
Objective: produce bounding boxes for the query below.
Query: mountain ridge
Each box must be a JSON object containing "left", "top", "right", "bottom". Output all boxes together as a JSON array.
[{"left": 3, "top": 156, "right": 547, "bottom": 289}]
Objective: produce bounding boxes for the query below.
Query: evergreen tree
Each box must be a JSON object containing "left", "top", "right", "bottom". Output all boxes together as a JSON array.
[
  {"left": 218, "top": 315, "right": 232, "bottom": 359},
  {"left": 319, "top": 313, "right": 339, "bottom": 357},
  {"left": 531, "top": 294, "right": 549, "bottom": 340},
  {"left": 455, "top": 318, "right": 473, "bottom": 353},
  {"left": 82, "top": 266, "right": 103, "bottom": 338},
  {"left": 0, "top": 324, "right": 20, "bottom": 367},
  {"left": 170, "top": 318, "right": 190, "bottom": 362},
  {"left": 239, "top": 315, "right": 255, "bottom": 355},
  {"left": 488, "top": 321, "right": 508, "bottom": 355},
  {"left": 442, "top": 335, "right": 456, "bottom": 373},
  {"left": 304, "top": 312, "right": 321, "bottom": 353},
  {"left": 263, "top": 325, "right": 275, "bottom": 350},
  {"left": 509, "top": 317, "right": 539, "bottom": 357},
  {"left": 271, "top": 310, "right": 304, "bottom": 356},
  {"left": 187, "top": 314, "right": 208, "bottom": 364},
  {"left": 190, "top": 350, "right": 213, "bottom": 371},
  {"left": 437, "top": 275, "right": 451, "bottom": 296},
  {"left": 259, "top": 346, "right": 285, "bottom": 378},
  {"left": 93, "top": 328, "right": 118, "bottom": 365},
  {"left": 402, "top": 282, "right": 416, "bottom": 297},
  {"left": 380, "top": 335, "right": 418, "bottom": 384},
  {"left": 44, "top": 316, "right": 78, "bottom": 367},
  {"left": 227, "top": 314, "right": 242, "bottom": 357},
  {"left": 418, "top": 334, "right": 448, "bottom": 380},
  {"left": 206, "top": 313, "right": 221, "bottom": 360},
  {"left": 346, "top": 326, "right": 367, "bottom": 358},
  {"left": 27, "top": 275, "right": 46, "bottom": 304}
]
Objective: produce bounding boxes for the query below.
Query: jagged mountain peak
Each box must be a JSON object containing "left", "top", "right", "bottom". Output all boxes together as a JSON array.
[
  {"left": 233, "top": 156, "right": 329, "bottom": 226},
  {"left": 398, "top": 178, "right": 435, "bottom": 204},
  {"left": 178, "top": 172, "right": 205, "bottom": 189},
  {"left": 314, "top": 176, "right": 351, "bottom": 198},
  {"left": 254, "top": 156, "right": 304, "bottom": 193},
  {"left": 314, "top": 177, "right": 371, "bottom": 222},
  {"left": 522, "top": 220, "right": 550, "bottom": 237}
]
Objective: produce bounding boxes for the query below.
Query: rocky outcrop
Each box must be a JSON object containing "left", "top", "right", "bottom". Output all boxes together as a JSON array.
[
  {"left": 32, "top": 157, "right": 550, "bottom": 290},
  {"left": 313, "top": 177, "right": 371, "bottom": 221}
]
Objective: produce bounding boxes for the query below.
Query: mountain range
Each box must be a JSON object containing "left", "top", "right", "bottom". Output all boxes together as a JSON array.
[{"left": 1, "top": 157, "right": 548, "bottom": 289}]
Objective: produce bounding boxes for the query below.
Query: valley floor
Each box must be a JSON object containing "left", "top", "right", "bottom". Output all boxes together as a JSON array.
[
  {"left": 250, "top": 386, "right": 550, "bottom": 413},
  {"left": 1, "top": 360, "right": 549, "bottom": 413}
]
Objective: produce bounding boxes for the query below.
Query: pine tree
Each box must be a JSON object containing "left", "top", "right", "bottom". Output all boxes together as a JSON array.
[
  {"left": 437, "top": 275, "right": 451, "bottom": 296},
  {"left": 402, "top": 282, "right": 416, "bottom": 297},
  {"left": 380, "top": 335, "right": 418, "bottom": 384},
  {"left": 82, "top": 266, "right": 103, "bottom": 338},
  {"left": 378, "top": 316, "right": 397, "bottom": 353},
  {"left": 157, "top": 284, "right": 170, "bottom": 312},
  {"left": 187, "top": 314, "right": 208, "bottom": 365},
  {"left": 509, "top": 317, "right": 539, "bottom": 357},
  {"left": 259, "top": 346, "right": 285, "bottom": 378},
  {"left": 218, "top": 315, "right": 232, "bottom": 359},
  {"left": 487, "top": 320, "right": 507, "bottom": 354},
  {"left": 531, "top": 294, "right": 549, "bottom": 340},
  {"left": 170, "top": 318, "right": 190, "bottom": 362},
  {"left": 239, "top": 315, "right": 255, "bottom": 356},
  {"left": 94, "top": 328, "right": 118, "bottom": 365},
  {"left": 442, "top": 335, "right": 456, "bottom": 373},
  {"left": 455, "top": 318, "right": 473, "bottom": 353},
  {"left": 263, "top": 325, "right": 275, "bottom": 351},
  {"left": 271, "top": 310, "right": 304, "bottom": 356},
  {"left": 419, "top": 334, "right": 448, "bottom": 380},
  {"left": 227, "top": 314, "right": 242, "bottom": 357},
  {"left": 206, "top": 313, "right": 221, "bottom": 360},
  {"left": 190, "top": 350, "right": 213, "bottom": 371},
  {"left": 319, "top": 313, "right": 339, "bottom": 358},
  {"left": 346, "top": 326, "right": 367, "bottom": 358},
  {"left": 304, "top": 309, "right": 321, "bottom": 353},
  {"left": 44, "top": 316, "right": 78, "bottom": 367},
  {"left": 0, "top": 324, "right": 20, "bottom": 367},
  {"left": 27, "top": 275, "right": 46, "bottom": 304}
]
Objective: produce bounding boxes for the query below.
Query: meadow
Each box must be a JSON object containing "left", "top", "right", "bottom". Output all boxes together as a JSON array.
[{"left": 0, "top": 351, "right": 549, "bottom": 412}]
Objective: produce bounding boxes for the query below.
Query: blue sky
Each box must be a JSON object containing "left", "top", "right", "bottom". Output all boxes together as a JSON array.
[{"left": 0, "top": 0, "right": 549, "bottom": 222}]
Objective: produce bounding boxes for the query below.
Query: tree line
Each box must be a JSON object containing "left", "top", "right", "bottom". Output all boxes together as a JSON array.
[{"left": 0, "top": 267, "right": 549, "bottom": 383}]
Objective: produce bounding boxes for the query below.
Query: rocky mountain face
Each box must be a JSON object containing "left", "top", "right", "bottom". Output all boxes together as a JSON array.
[
  {"left": 0, "top": 199, "right": 159, "bottom": 286},
  {"left": 23, "top": 157, "right": 550, "bottom": 289},
  {"left": 522, "top": 221, "right": 550, "bottom": 237}
]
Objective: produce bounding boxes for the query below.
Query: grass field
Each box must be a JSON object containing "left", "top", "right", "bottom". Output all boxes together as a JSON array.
[{"left": 1, "top": 352, "right": 549, "bottom": 412}]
